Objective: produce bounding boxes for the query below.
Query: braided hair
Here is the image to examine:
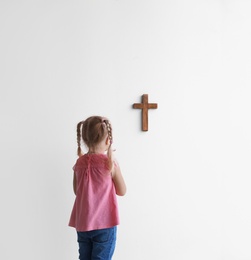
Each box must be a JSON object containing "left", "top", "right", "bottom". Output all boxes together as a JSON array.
[{"left": 76, "top": 116, "right": 113, "bottom": 170}]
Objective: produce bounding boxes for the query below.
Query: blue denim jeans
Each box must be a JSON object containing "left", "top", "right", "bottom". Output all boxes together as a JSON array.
[{"left": 77, "top": 226, "right": 117, "bottom": 260}]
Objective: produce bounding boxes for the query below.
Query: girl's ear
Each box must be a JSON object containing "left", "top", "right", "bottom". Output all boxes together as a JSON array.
[{"left": 105, "top": 137, "right": 109, "bottom": 145}]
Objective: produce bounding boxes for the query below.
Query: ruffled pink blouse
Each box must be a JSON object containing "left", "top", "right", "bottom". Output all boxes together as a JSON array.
[{"left": 69, "top": 153, "right": 119, "bottom": 231}]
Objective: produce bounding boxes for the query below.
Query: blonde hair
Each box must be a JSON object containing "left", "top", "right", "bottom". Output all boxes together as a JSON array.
[{"left": 76, "top": 116, "right": 113, "bottom": 170}]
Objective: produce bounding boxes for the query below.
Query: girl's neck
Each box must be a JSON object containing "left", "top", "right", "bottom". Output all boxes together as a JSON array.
[
  {"left": 88, "top": 147, "right": 106, "bottom": 154},
  {"left": 88, "top": 138, "right": 109, "bottom": 154}
]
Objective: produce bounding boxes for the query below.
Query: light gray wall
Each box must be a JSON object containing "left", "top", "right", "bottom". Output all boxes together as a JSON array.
[{"left": 1, "top": 1, "right": 251, "bottom": 259}]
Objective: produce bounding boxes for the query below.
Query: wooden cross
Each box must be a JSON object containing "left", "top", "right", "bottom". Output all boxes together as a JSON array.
[{"left": 133, "top": 94, "right": 158, "bottom": 131}]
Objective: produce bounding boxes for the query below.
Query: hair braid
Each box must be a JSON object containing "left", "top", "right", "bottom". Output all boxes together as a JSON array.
[
  {"left": 103, "top": 119, "right": 113, "bottom": 170},
  {"left": 77, "top": 121, "right": 83, "bottom": 157}
]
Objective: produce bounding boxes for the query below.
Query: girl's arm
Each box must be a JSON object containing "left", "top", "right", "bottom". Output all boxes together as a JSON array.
[
  {"left": 112, "top": 161, "right": 126, "bottom": 196},
  {"left": 73, "top": 172, "right": 77, "bottom": 195}
]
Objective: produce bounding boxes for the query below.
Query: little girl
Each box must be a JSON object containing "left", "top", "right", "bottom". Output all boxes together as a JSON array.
[{"left": 69, "top": 116, "right": 126, "bottom": 260}]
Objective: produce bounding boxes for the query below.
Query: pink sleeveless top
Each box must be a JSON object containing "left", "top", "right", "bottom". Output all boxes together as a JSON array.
[{"left": 69, "top": 153, "right": 119, "bottom": 232}]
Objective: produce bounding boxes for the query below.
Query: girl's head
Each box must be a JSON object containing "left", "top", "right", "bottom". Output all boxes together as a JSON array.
[{"left": 76, "top": 116, "right": 113, "bottom": 167}]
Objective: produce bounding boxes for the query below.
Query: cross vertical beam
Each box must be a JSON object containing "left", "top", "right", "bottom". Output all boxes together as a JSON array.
[{"left": 133, "top": 94, "right": 158, "bottom": 131}]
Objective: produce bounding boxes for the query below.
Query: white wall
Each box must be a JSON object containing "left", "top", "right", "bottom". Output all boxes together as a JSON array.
[{"left": 1, "top": 1, "right": 251, "bottom": 259}]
